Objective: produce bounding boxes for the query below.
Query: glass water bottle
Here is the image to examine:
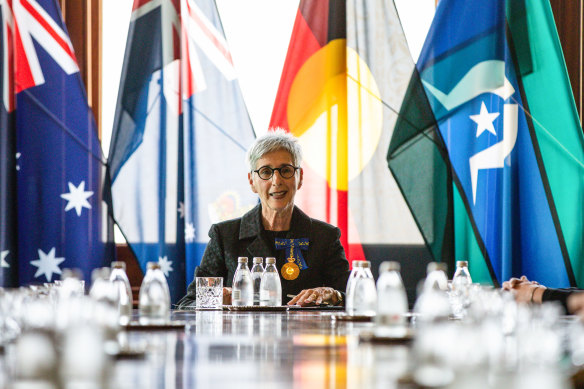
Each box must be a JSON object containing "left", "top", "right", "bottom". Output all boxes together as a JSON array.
[
  {"left": 251, "top": 257, "right": 264, "bottom": 306},
  {"left": 232, "top": 257, "right": 253, "bottom": 306},
  {"left": 138, "top": 262, "right": 171, "bottom": 324},
  {"left": 352, "top": 261, "right": 377, "bottom": 316},
  {"left": 376, "top": 261, "right": 408, "bottom": 330},
  {"left": 259, "top": 257, "right": 282, "bottom": 306},
  {"left": 110, "top": 261, "right": 133, "bottom": 325},
  {"left": 345, "top": 260, "right": 365, "bottom": 315}
]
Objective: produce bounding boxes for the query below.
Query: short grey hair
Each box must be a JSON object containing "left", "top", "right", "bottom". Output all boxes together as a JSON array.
[{"left": 246, "top": 128, "right": 303, "bottom": 171}]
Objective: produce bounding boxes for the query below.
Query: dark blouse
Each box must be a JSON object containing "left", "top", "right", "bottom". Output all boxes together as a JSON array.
[{"left": 177, "top": 204, "right": 350, "bottom": 307}]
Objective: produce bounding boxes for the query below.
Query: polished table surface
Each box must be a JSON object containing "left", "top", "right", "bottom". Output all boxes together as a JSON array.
[
  {"left": 3, "top": 289, "right": 580, "bottom": 388},
  {"left": 112, "top": 309, "right": 412, "bottom": 389},
  {"left": 111, "top": 308, "right": 583, "bottom": 389}
]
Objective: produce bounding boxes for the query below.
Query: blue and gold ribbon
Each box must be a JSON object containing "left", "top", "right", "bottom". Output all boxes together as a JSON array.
[{"left": 275, "top": 238, "right": 309, "bottom": 270}]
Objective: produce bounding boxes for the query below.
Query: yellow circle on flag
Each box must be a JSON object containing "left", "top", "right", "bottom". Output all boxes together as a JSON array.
[{"left": 286, "top": 39, "right": 383, "bottom": 192}]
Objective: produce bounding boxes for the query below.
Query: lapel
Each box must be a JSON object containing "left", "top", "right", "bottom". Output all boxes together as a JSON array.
[
  {"left": 238, "top": 205, "right": 313, "bottom": 259},
  {"left": 239, "top": 204, "right": 273, "bottom": 258}
]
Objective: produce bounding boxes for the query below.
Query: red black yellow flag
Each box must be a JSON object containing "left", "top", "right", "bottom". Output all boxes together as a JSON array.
[
  {"left": 270, "top": 0, "right": 421, "bottom": 263},
  {"left": 270, "top": 0, "right": 356, "bottom": 258}
]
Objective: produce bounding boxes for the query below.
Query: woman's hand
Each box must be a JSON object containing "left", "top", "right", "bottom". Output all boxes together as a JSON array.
[
  {"left": 502, "top": 275, "right": 545, "bottom": 303},
  {"left": 287, "top": 287, "right": 339, "bottom": 306},
  {"left": 223, "top": 287, "right": 232, "bottom": 305}
]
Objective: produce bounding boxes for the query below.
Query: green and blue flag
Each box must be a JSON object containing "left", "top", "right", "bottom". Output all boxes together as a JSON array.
[{"left": 388, "top": 0, "right": 584, "bottom": 286}]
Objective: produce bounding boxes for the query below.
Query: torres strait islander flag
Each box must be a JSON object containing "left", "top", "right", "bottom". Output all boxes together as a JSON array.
[
  {"left": 0, "top": 0, "right": 110, "bottom": 286},
  {"left": 270, "top": 0, "right": 421, "bottom": 263},
  {"left": 108, "top": 0, "right": 256, "bottom": 302},
  {"left": 388, "top": 0, "right": 584, "bottom": 286}
]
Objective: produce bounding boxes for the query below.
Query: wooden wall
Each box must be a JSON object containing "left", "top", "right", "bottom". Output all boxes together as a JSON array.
[
  {"left": 60, "top": 0, "right": 102, "bottom": 136},
  {"left": 550, "top": 0, "right": 583, "bottom": 122}
]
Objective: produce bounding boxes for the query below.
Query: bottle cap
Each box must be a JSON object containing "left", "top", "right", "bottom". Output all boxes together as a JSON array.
[
  {"left": 266, "top": 257, "right": 276, "bottom": 264},
  {"left": 237, "top": 257, "right": 249, "bottom": 264},
  {"left": 147, "top": 262, "right": 161, "bottom": 270},
  {"left": 379, "top": 261, "right": 400, "bottom": 273},
  {"left": 111, "top": 261, "right": 126, "bottom": 270},
  {"left": 426, "top": 262, "right": 447, "bottom": 274},
  {"left": 253, "top": 257, "right": 263, "bottom": 264},
  {"left": 61, "top": 268, "right": 83, "bottom": 280},
  {"left": 91, "top": 267, "right": 111, "bottom": 283},
  {"left": 456, "top": 260, "right": 468, "bottom": 268}
]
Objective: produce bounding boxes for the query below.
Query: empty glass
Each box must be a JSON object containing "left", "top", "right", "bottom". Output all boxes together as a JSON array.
[{"left": 196, "top": 277, "right": 223, "bottom": 309}]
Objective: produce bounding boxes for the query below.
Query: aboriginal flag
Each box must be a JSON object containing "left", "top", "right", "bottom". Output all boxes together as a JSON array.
[{"left": 270, "top": 0, "right": 421, "bottom": 266}]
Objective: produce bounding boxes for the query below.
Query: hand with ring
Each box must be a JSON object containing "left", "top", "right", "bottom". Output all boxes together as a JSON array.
[
  {"left": 287, "top": 287, "right": 338, "bottom": 306},
  {"left": 502, "top": 275, "right": 545, "bottom": 304}
]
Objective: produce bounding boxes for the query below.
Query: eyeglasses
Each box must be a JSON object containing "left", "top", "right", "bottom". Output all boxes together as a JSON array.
[{"left": 253, "top": 164, "right": 300, "bottom": 180}]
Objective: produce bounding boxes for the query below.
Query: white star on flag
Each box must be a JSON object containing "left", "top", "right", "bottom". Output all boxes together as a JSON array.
[
  {"left": 60, "top": 181, "right": 93, "bottom": 216},
  {"left": 31, "top": 248, "right": 65, "bottom": 281},
  {"left": 178, "top": 201, "right": 185, "bottom": 219},
  {"left": 158, "top": 256, "right": 174, "bottom": 277},
  {"left": 185, "top": 223, "right": 195, "bottom": 242},
  {"left": 470, "top": 102, "right": 500, "bottom": 137},
  {"left": 1, "top": 250, "right": 9, "bottom": 268}
]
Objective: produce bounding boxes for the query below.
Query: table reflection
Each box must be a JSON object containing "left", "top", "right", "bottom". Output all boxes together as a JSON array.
[
  {"left": 3, "top": 304, "right": 579, "bottom": 389},
  {"left": 109, "top": 311, "right": 408, "bottom": 389}
]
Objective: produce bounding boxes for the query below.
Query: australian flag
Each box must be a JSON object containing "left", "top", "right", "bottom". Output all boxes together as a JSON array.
[
  {"left": 0, "top": 0, "right": 110, "bottom": 287},
  {"left": 108, "top": 0, "right": 256, "bottom": 303}
]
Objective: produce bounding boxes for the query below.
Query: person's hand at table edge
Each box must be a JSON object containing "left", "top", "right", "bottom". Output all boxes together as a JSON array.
[
  {"left": 223, "top": 287, "right": 232, "bottom": 305},
  {"left": 502, "top": 275, "right": 545, "bottom": 304},
  {"left": 287, "top": 287, "right": 340, "bottom": 307}
]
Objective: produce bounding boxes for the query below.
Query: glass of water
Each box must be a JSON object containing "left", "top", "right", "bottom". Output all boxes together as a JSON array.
[{"left": 196, "top": 277, "right": 223, "bottom": 309}]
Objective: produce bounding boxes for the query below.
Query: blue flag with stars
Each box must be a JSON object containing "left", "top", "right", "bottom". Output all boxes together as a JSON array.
[{"left": 0, "top": 0, "right": 110, "bottom": 287}]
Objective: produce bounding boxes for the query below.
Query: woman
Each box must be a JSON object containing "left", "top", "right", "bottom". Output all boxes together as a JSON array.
[{"left": 178, "top": 129, "right": 350, "bottom": 307}]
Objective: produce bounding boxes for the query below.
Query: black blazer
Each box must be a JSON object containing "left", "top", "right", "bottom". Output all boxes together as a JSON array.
[{"left": 178, "top": 204, "right": 350, "bottom": 307}]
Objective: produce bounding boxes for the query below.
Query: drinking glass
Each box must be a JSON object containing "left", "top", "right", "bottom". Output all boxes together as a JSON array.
[{"left": 196, "top": 277, "right": 223, "bottom": 309}]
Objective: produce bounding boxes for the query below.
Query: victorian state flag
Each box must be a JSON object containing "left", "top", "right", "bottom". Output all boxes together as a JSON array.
[
  {"left": 270, "top": 0, "right": 420, "bottom": 264},
  {"left": 0, "top": 0, "right": 110, "bottom": 287},
  {"left": 108, "top": 0, "right": 256, "bottom": 303},
  {"left": 388, "top": 0, "right": 584, "bottom": 286}
]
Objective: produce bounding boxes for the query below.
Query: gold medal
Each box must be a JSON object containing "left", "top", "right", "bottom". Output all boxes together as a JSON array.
[{"left": 281, "top": 259, "right": 300, "bottom": 280}]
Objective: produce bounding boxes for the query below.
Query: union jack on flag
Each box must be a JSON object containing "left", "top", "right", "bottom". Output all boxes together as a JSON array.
[
  {"left": 108, "top": 0, "right": 256, "bottom": 303},
  {"left": 0, "top": 0, "right": 110, "bottom": 287},
  {"left": 2, "top": 0, "right": 78, "bottom": 110}
]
